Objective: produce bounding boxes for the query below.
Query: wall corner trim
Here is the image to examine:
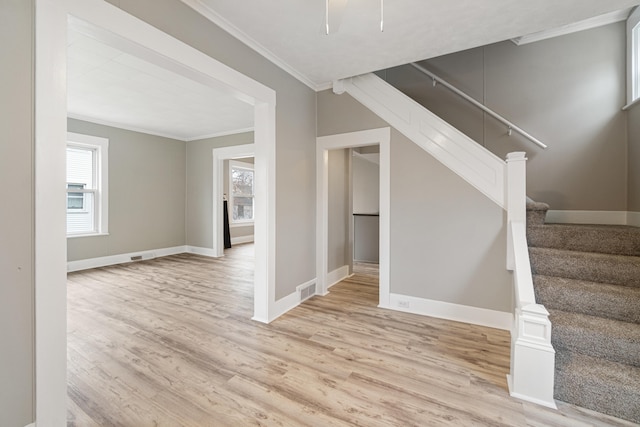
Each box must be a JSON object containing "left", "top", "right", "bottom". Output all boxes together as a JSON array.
[{"left": 384, "top": 293, "right": 512, "bottom": 331}]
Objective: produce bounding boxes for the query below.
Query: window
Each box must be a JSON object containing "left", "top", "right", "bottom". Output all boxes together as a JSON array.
[
  {"left": 66, "top": 132, "right": 108, "bottom": 236},
  {"left": 628, "top": 8, "right": 640, "bottom": 105},
  {"left": 632, "top": 22, "right": 640, "bottom": 102},
  {"left": 229, "top": 160, "right": 254, "bottom": 224},
  {"left": 66, "top": 183, "right": 87, "bottom": 211}
]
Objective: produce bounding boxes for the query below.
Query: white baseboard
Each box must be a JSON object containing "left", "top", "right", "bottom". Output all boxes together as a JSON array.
[
  {"left": 546, "top": 210, "right": 628, "bottom": 225},
  {"left": 266, "top": 277, "right": 316, "bottom": 322},
  {"left": 385, "top": 293, "right": 512, "bottom": 331},
  {"left": 24, "top": 423, "right": 35, "bottom": 427},
  {"left": 327, "top": 265, "right": 350, "bottom": 289},
  {"left": 231, "top": 235, "right": 254, "bottom": 245},
  {"left": 628, "top": 211, "right": 640, "bottom": 227},
  {"left": 185, "top": 245, "right": 219, "bottom": 257},
  {"left": 67, "top": 245, "right": 187, "bottom": 272}
]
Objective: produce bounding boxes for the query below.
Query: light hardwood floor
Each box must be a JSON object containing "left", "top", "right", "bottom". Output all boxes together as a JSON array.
[{"left": 67, "top": 245, "right": 637, "bottom": 426}]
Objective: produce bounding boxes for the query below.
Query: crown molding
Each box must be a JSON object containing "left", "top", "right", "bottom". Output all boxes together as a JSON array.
[
  {"left": 512, "top": 8, "right": 633, "bottom": 45},
  {"left": 186, "top": 127, "right": 254, "bottom": 141},
  {"left": 181, "top": 0, "right": 323, "bottom": 91},
  {"left": 67, "top": 113, "right": 189, "bottom": 141}
]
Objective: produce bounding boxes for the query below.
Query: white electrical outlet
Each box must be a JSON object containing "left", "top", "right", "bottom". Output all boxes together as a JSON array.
[{"left": 398, "top": 300, "right": 410, "bottom": 308}]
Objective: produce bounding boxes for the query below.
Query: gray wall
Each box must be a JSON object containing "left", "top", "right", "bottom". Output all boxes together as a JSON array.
[
  {"left": 382, "top": 23, "right": 628, "bottom": 211},
  {"left": 186, "top": 132, "right": 254, "bottom": 249},
  {"left": 327, "top": 149, "right": 351, "bottom": 273},
  {"left": 67, "top": 119, "right": 186, "bottom": 261},
  {"left": 317, "top": 91, "right": 512, "bottom": 312},
  {"left": 628, "top": 104, "right": 640, "bottom": 212},
  {"left": 111, "top": 0, "right": 317, "bottom": 300},
  {"left": 0, "top": 0, "right": 35, "bottom": 425}
]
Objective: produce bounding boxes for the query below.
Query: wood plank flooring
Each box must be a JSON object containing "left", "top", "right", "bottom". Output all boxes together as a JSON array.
[{"left": 67, "top": 245, "right": 637, "bottom": 426}]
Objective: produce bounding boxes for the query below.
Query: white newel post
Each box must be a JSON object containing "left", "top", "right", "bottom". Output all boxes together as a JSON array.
[
  {"left": 505, "top": 151, "right": 557, "bottom": 409},
  {"left": 506, "top": 152, "right": 527, "bottom": 270}
]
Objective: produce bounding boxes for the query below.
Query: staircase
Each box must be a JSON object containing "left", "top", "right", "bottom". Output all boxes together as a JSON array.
[{"left": 527, "top": 201, "right": 640, "bottom": 423}]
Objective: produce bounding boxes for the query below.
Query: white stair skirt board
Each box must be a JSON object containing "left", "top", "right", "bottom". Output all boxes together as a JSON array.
[
  {"left": 67, "top": 246, "right": 188, "bottom": 272},
  {"left": 546, "top": 210, "right": 630, "bottom": 225},
  {"left": 385, "top": 293, "right": 512, "bottom": 331},
  {"left": 231, "top": 235, "right": 254, "bottom": 245},
  {"left": 336, "top": 73, "right": 507, "bottom": 209},
  {"left": 327, "top": 265, "right": 351, "bottom": 289}
]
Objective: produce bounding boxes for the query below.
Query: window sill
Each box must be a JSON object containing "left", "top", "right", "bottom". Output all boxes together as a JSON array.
[
  {"left": 622, "top": 97, "right": 640, "bottom": 111},
  {"left": 67, "top": 232, "right": 109, "bottom": 239}
]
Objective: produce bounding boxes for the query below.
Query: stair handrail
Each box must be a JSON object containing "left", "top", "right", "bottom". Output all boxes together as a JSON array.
[{"left": 409, "top": 63, "right": 548, "bottom": 150}]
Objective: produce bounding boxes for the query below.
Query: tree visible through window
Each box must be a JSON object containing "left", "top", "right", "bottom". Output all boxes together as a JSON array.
[{"left": 230, "top": 160, "right": 254, "bottom": 223}]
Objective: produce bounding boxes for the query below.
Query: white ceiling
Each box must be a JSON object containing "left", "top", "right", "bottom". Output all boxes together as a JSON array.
[
  {"left": 183, "top": 0, "right": 640, "bottom": 90},
  {"left": 68, "top": 1, "right": 640, "bottom": 140},
  {"left": 67, "top": 22, "right": 254, "bottom": 141}
]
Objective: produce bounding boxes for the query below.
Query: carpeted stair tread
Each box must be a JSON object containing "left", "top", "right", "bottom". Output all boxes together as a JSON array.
[
  {"left": 527, "top": 223, "right": 640, "bottom": 256},
  {"left": 529, "top": 247, "right": 640, "bottom": 288},
  {"left": 555, "top": 350, "right": 640, "bottom": 423},
  {"left": 526, "top": 201, "right": 550, "bottom": 226},
  {"left": 549, "top": 309, "right": 640, "bottom": 367},
  {"left": 533, "top": 275, "right": 640, "bottom": 324}
]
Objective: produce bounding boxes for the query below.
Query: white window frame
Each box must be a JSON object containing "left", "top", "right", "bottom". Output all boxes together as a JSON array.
[
  {"left": 66, "top": 132, "right": 109, "bottom": 237},
  {"left": 228, "top": 159, "right": 255, "bottom": 226},
  {"left": 627, "top": 8, "right": 640, "bottom": 106}
]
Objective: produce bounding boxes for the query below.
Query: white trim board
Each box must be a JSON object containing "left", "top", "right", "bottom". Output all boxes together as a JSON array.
[
  {"left": 270, "top": 278, "right": 317, "bottom": 322},
  {"left": 186, "top": 245, "right": 219, "bottom": 257},
  {"left": 512, "top": 8, "right": 632, "bottom": 46},
  {"left": 384, "top": 293, "right": 512, "bottom": 331},
  {"left": 67, "top": 246, "right": 187, "bottom": 272},
  {"left": 231, "top": 235, "right": 254, "bottom": 245},
  {"left": 628, "top": 211, "right": 640, "bottom": 227},
  {"left": 69, "top": 113, "right": 254, "bottom": 142},
  {"left": 327, "top": 265, "right": 351, "bottom": 289},
  {"left": 546, "top": 210, "right": 632, "bottom": 225}
]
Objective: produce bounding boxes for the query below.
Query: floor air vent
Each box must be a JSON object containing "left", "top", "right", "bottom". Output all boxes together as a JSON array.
[{"left": 297, "top": 282, "right": 316, "bottom": 302}]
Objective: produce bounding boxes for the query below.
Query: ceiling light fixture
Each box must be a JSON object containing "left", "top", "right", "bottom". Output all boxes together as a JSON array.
[
  {"left": 325, "top": 0, "right": 384, "bottom": 35},
  {"left": 326, "top": 0, "right": 330, "bottom": 35}
]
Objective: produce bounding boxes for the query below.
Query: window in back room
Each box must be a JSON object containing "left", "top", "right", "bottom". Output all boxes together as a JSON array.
[{"left": 66, "top": 132, "right": 109, "bottom": 237}]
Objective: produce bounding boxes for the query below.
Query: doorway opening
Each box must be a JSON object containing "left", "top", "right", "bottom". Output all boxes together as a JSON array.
[
  {"left": 316, "top": 127, "right": 391, "bottom": 307},
  {"left": 35, "top": 0, "right": 276, "bottom": 422},
  {"left": 212, "top": 144, "right": 255, "bottom": 256}
]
